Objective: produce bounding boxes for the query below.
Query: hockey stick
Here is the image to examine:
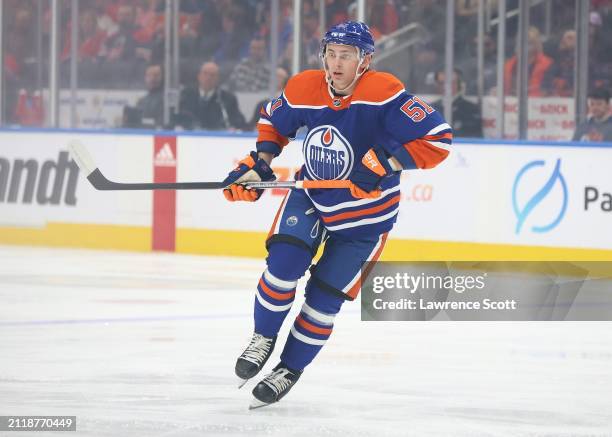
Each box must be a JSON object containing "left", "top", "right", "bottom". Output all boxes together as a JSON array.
[{"left": 68, "top": 140, "right": 352, "bottom": 191}]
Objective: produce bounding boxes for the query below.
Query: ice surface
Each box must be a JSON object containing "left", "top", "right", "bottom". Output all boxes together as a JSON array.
[{"left": 1, "top": 245, "right": 611, "bottom": 437}]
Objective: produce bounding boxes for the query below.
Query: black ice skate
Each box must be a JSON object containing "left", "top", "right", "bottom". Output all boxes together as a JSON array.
[
  {"left": 249, "top": 363, "right": 302, "bottom": 409},
  {"left": 235, "top": 333, "right": 276, "bottom": 388}
]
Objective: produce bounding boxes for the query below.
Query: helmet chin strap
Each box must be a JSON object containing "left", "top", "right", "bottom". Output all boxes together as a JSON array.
[{"left": 323, "top": 46, "right": 368, "bottom": 95}]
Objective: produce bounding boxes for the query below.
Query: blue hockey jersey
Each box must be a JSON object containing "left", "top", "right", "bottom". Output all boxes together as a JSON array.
[{"left": 256, "top": 69, "right": 452, "bottom": 237}]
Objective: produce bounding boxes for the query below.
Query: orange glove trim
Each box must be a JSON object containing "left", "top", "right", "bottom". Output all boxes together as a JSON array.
[
  {"left": 349, "top": 183, "right": 382, "bottom": 199},
  {"left": 361, "top": 149, "right": 387, "bottom": 177}
]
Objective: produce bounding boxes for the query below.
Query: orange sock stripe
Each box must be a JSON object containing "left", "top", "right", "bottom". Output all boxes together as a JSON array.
[
  {"left": 322, "top": 195, "right": 400, "bottom": 224},
  {"left": 259, "top": 278, "right": 296, "bottom": 301},
  {"left": 346, "top": 232, "right": 389, "bottom": 299},
  {"left": 296, "top": 315, "right": 333, "bottom": 336}
]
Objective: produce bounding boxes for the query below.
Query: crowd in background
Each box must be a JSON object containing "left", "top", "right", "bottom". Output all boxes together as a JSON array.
[
  {"left": 3, "top": 0, "right": 411, "bottom": 88},
  {"left": 2, "top": 0, "right": 611, "bottom": 138},
  {"left": 408, "top": 0, "right": 611, "bottom": 95}
]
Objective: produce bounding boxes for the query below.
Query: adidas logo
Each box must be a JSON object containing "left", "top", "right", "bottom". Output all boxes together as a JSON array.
[{"left": 154, "top": 143, "right": 177, "bottom": 167}]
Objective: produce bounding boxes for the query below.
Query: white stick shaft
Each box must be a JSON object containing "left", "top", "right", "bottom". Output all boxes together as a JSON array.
[{"left": 68, "top": 140, "right": 96, "bottom": 175}]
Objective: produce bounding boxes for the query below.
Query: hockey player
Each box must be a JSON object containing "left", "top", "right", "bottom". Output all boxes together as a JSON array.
[{"left": 222, "top": 21, "right": 452, "bottom": 408}]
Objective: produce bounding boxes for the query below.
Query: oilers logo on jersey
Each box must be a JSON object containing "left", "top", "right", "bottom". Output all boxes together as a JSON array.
[{"left": 303, "top": 125, "right": 354, "bottom": 180}]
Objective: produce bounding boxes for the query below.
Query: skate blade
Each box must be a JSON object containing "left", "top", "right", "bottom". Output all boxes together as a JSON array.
[
  {"left": 248, "top": 398, "right": 272, "bottom": 410},
  {"left": 237, "top": 377, "right": 249, "bottom": 389}
]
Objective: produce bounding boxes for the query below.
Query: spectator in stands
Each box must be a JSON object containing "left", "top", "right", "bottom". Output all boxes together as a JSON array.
[
  {"left": 177, "top": 61, "right": 246, "bottom": 130},
  {"left": 543, "top": 30, "right": 575, "bottom": 97},
  {"left": 178, "top": 10, "right": 202, "bottom": 58},
  {"left": 247, "top": 67, "right": 289, "bottom": 130},
  {"left": 61, "top": 8, "right": 107, "bottom": 62},
  {"left": 92, "top": 0, "right": 118, "bottom": 39},
  {"left": 133, "top": 0, "right": 161, "bottom": 45},
  {"left": 504, "top": 27, "right": 553, "bottom": 97},
  {"left": 135, "top": 0, "right": 200, "bottom": 47},
  {"left": 254, "top": 4, "right": 293, "bottom": 66},
  {"left": 431, "top": 69, "right": 483, "bottom": 138},
  {"left": 325, "top": 0, "right": 350, "bottom": 26},
  {"left": 407, "top": 45, "right": 441, "bottom": 94},
  {"left": 3, "top": 1, "right": 35, "bottom": 123},
  {"left": 4, "top": 3, "right": 34, "bottom": 83},
  {"left": 459, "top": 32, "right": 498, "bottom": 95},
  {"left": 367, "top": 0, "right": 399, "bottom": 36},
  {"left": 406, "top": 0, "right": 445, "bottom": 52},
  {"left": 123, "top": 64, "right": 164, "bottom": 128},
  {"left": 9, "top": 2, "right": 36, "bottom": 60},
  {"left": 403, "top": 0, "right": 447, "bottom": 92},
  {"left": 227, "top": 38, "right": 271, "bottom": 92},
  {"left": 104, "top": 4, "right": 139, "bottom": 62},
  {"left": 455, "top": 0, "right": 479, "bottom": 58},
  {"left": 213, "top": 7, "right": 249, "bottom": 65},
  {"left": 302, "top": 12, "right": 321, "bottom": 69},
  {"left": 195, "top": 0, "right": 222, "bottom": 60},
  {"left": 6, "top": 27, "right": 33, "bottom": 124},
  {"left": 4, "top": 32, "right": 25, "bottom": 79},
  {"left": 572, "top": 88, "right": 612, "bottom": 142},
  {"left": 588, "top": 9, "right": 612, "bottom": 91}
]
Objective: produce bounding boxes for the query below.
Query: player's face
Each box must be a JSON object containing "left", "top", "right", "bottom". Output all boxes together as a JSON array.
[{"left": 324, "top": 43, "right": 363, "bottom": 90}]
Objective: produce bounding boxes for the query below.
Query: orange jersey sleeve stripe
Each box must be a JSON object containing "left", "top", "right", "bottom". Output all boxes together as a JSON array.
[
  {"left": 321, "top": 194, "right": 401, "bottom": 224},
  {"left": 259, "top": 278, "right": 296, "bottom": 301},
  {"left": 346, "top": 233, "right": 389, "bottom": 299},
  {"left": 403, "top": 139, "right": 450, "bottom": 169},
  {"left": 296, "top": 315, "right": 333, "bottom": 335},
  {"left": 257, "top": 124, "right": 289, "bottom": 149}
]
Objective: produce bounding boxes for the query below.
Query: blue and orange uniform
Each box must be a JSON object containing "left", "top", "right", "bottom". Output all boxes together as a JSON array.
[
  {"left": 251, "top": 67, "right": 451, "bottom": 370},
  {"left": 225, "top": 21, "right": 452, "bottom": 406}
]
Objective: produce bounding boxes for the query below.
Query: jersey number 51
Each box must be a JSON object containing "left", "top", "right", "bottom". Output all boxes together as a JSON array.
[{"left": 400, "top": 97, "right": 434, "bottom": 122}]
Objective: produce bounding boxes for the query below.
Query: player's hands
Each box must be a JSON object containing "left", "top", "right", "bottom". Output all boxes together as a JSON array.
[
  {"left": 348, "top": 147, "right": 394, "bottom": 198},
  {"left": 222, "top": 151, "right": 276, "bottom": 202}
]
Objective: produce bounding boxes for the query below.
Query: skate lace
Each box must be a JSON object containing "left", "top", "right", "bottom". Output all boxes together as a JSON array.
[
  {"left": 242, "top": 334, "right": 272, "bottom": 365},
  {"left": 263, "top": 368, "right": 292, "bottom": 395}
]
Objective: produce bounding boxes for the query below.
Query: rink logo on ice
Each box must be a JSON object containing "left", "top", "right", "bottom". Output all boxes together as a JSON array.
[
  {"left": 512, "top": 158, "right": 568, "bottom": 234},
  {"left": 303, "top": 125, "right": 354, "bottom": 180},
  {"left": 154, "top": 143, "right": 177, "bottom": 167},
  {"left": 0, "top": 151, "right": 79, "bottom": 206}
]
